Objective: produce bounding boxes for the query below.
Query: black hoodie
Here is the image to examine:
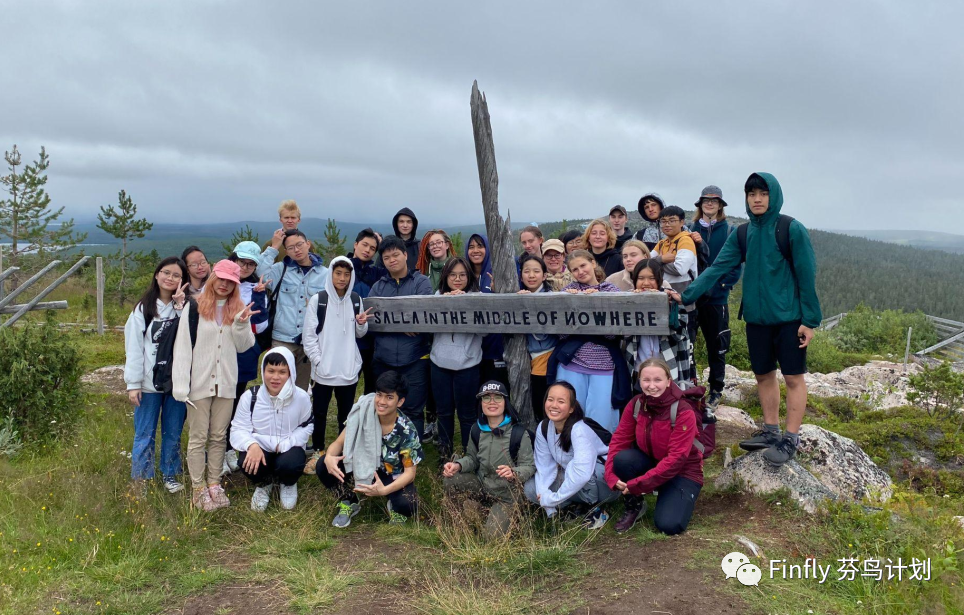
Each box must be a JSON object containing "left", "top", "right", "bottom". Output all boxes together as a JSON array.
[{"left": 392, "top": 207, "right": 420, "bottom": 266}]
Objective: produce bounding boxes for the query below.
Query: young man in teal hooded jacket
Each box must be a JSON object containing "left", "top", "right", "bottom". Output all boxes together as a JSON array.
[{"left": 681, "top": 172, "right": 821, "bottom": 466}]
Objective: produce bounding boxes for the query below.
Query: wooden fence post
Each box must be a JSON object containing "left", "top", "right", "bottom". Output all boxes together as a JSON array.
[
  {"left": 96, "top": 257, "right": 105, "bottom": 335},
  {"left": 470, "top": 80, "right": 534, "bottom": 426}
]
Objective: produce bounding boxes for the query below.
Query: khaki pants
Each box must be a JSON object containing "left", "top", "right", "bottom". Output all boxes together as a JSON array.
[
  {"left": 443, "top": 473, "right": 517, "bottom": 538},
  {"left": 186, "top": 396, "right": 234, "bottom": 487},
  {"left": 271, "top": 340, "right": 311, "bottom": 391}
]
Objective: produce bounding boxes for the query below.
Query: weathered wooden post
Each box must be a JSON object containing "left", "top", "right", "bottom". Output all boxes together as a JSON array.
[
  {"left": 903, "top": 326, "right": 913, "bottom": 372},
  {"left": 470, "top": 80, "right": 534, "bottom": 425},
  {"left": 96, "top": 256, "right": 105, "bottom": 335}
]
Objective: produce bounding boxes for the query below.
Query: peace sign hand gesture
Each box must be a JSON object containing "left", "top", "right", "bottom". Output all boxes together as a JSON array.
[
  {"left": 173, "top": 283, "right": 189, "bottom": 308},
  {"left": 253, "top": 275, "right": 268, "bottom": 294},
  {"left": 356, "top": 307, "right": 374, "bottom": 325},
  {"left": 238, "top": 302, "right": 261, "bottom": 323}
]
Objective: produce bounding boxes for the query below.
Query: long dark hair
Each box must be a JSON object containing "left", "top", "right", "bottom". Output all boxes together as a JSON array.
[
  {"left": 438, "top": 256, "right": 479, "bottom": 294},
  {"left": 519, "top": 253, "right": 552, "bottom": 292},
  {"left": 631, "top": 259, "right": 664, "bottom": 289},
  {"left": 137, "top": 256, "right": 189, "bottom": 325},
  {"left": 544, "top": 380, "right": 585, "bottom": 453},
  {"left": 475, "top": 389, "right": 522, "bottom": 425}
]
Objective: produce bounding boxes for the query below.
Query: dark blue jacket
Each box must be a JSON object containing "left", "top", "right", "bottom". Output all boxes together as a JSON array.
[
  {"left": 237, "top": 280, "right": 269, "bottom": 384},
  {"left": 369, "top": 268, "right": 433, "bottom": 367},
  {"left": 687, "top": 219, "right": 742, "bottom": 305}
]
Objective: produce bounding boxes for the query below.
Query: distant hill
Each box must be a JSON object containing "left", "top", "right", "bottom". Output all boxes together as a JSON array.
[
  {"left": 829, "top": 230, "right": 964, "bottom": 255},
  {"left": 64, "top": 214, "right": 964, "bottom": 321}
]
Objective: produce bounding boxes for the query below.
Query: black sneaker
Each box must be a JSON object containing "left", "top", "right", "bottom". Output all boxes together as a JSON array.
[
  {"left": 422, "top": 422, "right": 437, "bottom": 444},
  {"left": 739, "top": 429, "right": 782, "bottom": 452},
  {"left": 763, "top": 436, "right": 797, "bottom": 467},
  {"left": 615, "top": 498, "right": 647, "bottom": 533}
]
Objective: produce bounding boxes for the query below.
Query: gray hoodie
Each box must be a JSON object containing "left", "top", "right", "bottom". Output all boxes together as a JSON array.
[{"left": 429, "top": 291, "right": 483, "bottom": 370}]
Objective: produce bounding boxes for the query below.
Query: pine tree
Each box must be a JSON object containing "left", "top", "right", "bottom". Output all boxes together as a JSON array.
[
  {"left": 96, "top": 189, "right": 153, "bottom": 300},
  {"left": 0, "top": 145, "right": 87, "bottom": 274},
  {"left": 450, "top": 231, "right": 465, "bottom": 256},
  {"left": 322, "top": 218, "right": 346, "bottom": 262},
  {"left": 220, "top": 224, "right": 260, "bottom": 257}
]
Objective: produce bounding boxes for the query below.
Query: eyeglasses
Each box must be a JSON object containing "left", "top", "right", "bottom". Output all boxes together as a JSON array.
[
  {"left": 428, "top": 241, "right": 447, "bottom": 248},
  {"left": 659, "top": 218, "right": 681, "bottom": 225},
  {"left": 448, "top": 272, "right": 467, "bottom": 280},
  {"left": 286, "top": 241, "right": 308, "bottom": 252},
  {"left": 158, "top": 270, "right": 183, "bottom": 280},
  {"left": 238, "top": 260, "right": 257, "bottom": 269},
  {"left": 543, "top": 252, "right": 563, "bottom": 258},
  {"left": 480, "top": 394, "right": 503, "bottom": 402},
  {"left": 187, "top": 261, "right": 209, "bottom": 271}
]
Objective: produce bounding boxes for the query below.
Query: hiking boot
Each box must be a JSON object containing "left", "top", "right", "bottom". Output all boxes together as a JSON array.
[
  {"left": 250, "top": 486, "right": 271, "bottom": 512},
  {"left": 163, "top": 477, "right": 185, "bottom": 494},
  {"left": 763, "top": 436, "right": 798, "bottom": 467},
  {"left": 704, "top": 392, "right": 722, "bottom": 424},
  {"left": 207, "top": 484, "right": 230, "bottom": 509},
  {"left": 279, "top": 484, "right": 298, "bottom": 510},
  {"left": 582, "top": 506, "right": 610, "bottom": 530},
  {"left": 303, "top": 450, "right": 322, "bottom": 475},
  {"left": 615, "top": 498, "right": 647, "bottom": 533},
  {"left": 422, "top": 422, "right": 437, "bottom": 444},
  {"left": 739, "top": 429, "right": 781, "bottom": 452},
  {"left": 192, "top": 486, "right": 217, "bottom": 512},
  {"left": 332, "top": 500, "right": 361, "bottom": 528},
  {"left": 386, "top": 501, "right": 409, "bottom": 525}
]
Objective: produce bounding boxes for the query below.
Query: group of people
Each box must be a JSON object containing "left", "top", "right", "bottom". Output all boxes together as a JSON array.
[{"left": 123, "top": 172, "right": 821, "bottom": 535}]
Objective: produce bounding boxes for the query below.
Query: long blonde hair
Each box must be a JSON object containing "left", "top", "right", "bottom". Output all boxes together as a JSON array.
[{"left": 196, "top": 274, "right": 243, "bottom": 323}]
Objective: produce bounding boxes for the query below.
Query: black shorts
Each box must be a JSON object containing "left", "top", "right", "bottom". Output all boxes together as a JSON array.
[{"left": 745, "top": 320, "right": 807, "bottom": 376}]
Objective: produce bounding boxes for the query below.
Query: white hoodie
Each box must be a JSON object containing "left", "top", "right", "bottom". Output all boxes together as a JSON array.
[
  {"left": 229, "top": 347, "right": 313, "bottom": 454},
  {"left": 123, "top": 299, "right": 182, "bottom": 393},
  {"left": 302, "top": 256, "right": 368, "bottom": 386}
]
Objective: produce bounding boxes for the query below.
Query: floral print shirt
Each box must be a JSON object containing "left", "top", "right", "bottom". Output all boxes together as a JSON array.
[{"left": 381, "top": 413, "right": 423, "bottom": 476}]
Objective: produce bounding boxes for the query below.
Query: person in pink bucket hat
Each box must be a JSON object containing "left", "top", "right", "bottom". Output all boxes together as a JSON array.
[{"left": 173, "top": 259, "right": 260, "bottom": 511}]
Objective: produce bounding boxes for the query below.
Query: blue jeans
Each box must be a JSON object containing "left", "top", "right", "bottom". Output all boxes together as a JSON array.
[
  {"left": 431, "top": 363, "right": 481, "bottom": 451},
  {"left": 131, "top": 392, "right": 187, "bottom": 480},
  {"left": 556, "top": 364, "right": 618, "bottom": 432}
]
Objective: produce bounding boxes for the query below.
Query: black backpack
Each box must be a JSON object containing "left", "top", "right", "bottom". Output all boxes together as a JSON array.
[
  {"left": 257, "top": 265, "right": 289, "bottom": 351},
  {"left": 736, "top": 214, "right": 794, "bottom": 266},
  {"left": 631, "top": 397, "right": 707, "bottom": 456},
  {"left": 151, "top": 298, "right": 199, "bottom": 394},
  {"left": 314, "top": 290, "right": 362, "bottom": 333},
  {"left": 469, "top": 422, "right": 534, "bottom": 465},
  {"left": 539, "top": 417, "right": 612, "bottom": 463}
]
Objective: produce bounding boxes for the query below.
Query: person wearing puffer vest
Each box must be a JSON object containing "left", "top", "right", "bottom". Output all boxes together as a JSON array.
[
  {"left": 443, "top": 381, "right": 535, "bottom": 538},
  {"left": 605, "top": 358, "right": 705, "bottom": 536},
  {"left": 302, "top": 256, "right": 370, "bottom": 449},
  {"left": 256, "top": 229, "right": 329, "bottom": 391},
  {"left": 230, "top": 348, "right": 313, "bottom": 512},
  {"left": 430, "top": 256, "right": 484, "bottom": 459}
]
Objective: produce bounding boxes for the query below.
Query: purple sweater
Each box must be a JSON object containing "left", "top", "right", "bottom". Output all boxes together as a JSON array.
[{"left": 560, "top": 280, "right": 620, "bottom": 371}]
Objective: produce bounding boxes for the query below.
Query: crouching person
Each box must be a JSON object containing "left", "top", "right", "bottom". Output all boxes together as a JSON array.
[
  {"left": 317, "top": 371, "right": 422, "bottom": 527},
  {"left": 442, "top": 381, "right": 536, "bottom": 538},
  {"left": 605, "top": 358, "right": 705, "bottom": 536},
  {"left": 524, "top": 381, "right": 618, "bottom": 529},
  {"left": 230, "top": 348, "right": 313, "bottom": 512}
]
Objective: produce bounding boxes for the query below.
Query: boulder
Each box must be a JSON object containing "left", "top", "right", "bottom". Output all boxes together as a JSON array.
[
  {"left": 707, "top": 361, "right": 921, "bottom": 410},
  {"left": 715, "top": 405, "right": 757, "bottom": 430},
  {"left": 715, "top": 424, "right": 894, "bottom": 513},
  {"left": 797, "top": 425, "right": 893, "bottom": 503},
  {"left": 81, "top": 365, "right": 127, "bottom": 395},
  {"left": 715, "top": 453, "right": 837, "bottom": 514}
]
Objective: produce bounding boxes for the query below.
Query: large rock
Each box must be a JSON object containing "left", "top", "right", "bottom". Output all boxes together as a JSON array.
[
  {"left": 797, "top": 425, "right": 893, "bottom": 503},
  {"left": 81, "top": 365, "right": 127, "bottom": 395},
  {"left": 715, "top": 424, "right": 893, "bottom": 513},
  {"left": 715, "top": 405, "right": 757, "bottom": 430},
  {"left": 715, "top": 453, "right": 837, "bottom": 513},
  {"left": 707, "top": 361, "right": 921, "bottom": 409}
]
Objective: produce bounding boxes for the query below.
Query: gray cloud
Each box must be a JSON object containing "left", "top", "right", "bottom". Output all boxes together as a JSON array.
[{"left": 2, "top": 1, "right": 961, "bottom": 230}]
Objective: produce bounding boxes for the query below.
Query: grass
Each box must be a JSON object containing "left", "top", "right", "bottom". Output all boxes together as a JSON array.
[{"left": 2, "top": 322, "right": 964, "bottom": 614}]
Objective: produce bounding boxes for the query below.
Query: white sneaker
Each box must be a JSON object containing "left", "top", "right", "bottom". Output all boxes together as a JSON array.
[
  {"left": 163, "top": 477, "right": 185, "bottom": 494},
  {"left": 251, "top": 486, "right": 271, "bottom": 512},
  {"left": 225, "top": 449, "right": 239, "bottom": 473},
  {"left": 279, "top": 484, "right": 298, "bottom": 510}
]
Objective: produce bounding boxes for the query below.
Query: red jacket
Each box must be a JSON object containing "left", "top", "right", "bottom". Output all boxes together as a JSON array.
[{"left": 604, "top": 382, "right": 704, "bottom": 495}]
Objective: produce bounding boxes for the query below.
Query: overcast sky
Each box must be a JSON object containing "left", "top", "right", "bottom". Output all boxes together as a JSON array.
[{"left": 3, "top": 1, "right": 961, "bottom": 232}]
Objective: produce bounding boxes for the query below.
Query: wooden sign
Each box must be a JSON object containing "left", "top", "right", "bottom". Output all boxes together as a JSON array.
[{"left": 364, "top": 292, "right": 670, "bottom": 335}]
